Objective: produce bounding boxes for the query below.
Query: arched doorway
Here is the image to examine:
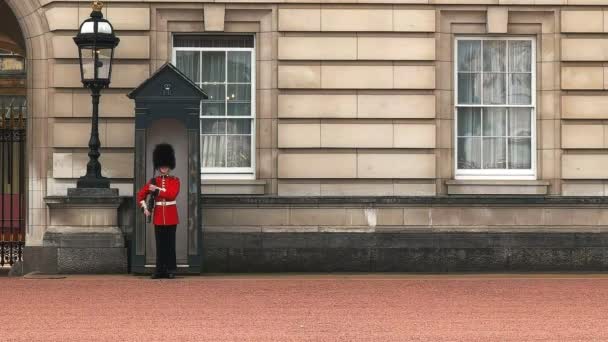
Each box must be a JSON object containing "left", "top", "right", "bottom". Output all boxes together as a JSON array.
[{"left": 0, "top": 0, "right": 26, "bottom": 268}]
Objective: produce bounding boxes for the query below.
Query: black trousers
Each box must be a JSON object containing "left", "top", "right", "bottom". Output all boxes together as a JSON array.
[{"left": 154, "top": 225, "right": 177, "bottom": 274}]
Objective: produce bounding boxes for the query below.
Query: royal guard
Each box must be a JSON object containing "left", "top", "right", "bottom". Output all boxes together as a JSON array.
[{"left": 136, "top": 143, "right": 181, "bottom": 279}]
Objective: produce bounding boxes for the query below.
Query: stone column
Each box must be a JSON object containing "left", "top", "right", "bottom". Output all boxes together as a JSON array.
[{"left": 25, "top": 188, "right": 127, "bottom": 274}]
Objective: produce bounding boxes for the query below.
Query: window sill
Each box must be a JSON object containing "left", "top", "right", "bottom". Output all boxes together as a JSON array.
[
  {"left": 202, "top": 179, "right": 266, "bottom": 195},
  {"left": 446, "top": 180, "right": 550, "bottom": 196}
]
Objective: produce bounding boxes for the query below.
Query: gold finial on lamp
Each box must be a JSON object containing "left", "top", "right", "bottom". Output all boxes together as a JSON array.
[{"left": 92, "top": 1, "right": 103, "bottom": 12}]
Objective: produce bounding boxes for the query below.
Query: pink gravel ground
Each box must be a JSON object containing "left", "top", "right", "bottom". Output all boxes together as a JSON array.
[{"left": 2, "top": 274, "right": 608, "bottom": 341}]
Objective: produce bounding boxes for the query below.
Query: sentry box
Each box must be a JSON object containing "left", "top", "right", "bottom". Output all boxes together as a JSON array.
[{"left": 128, "top": 63, "right": 207, "bottom": 274}]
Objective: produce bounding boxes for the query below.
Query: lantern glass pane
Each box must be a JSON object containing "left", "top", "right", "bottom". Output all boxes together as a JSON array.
[
  {"left": 97, "top": 22, "right": 112, "bottom": 34},
  {"left": 80, "top": 21, "right": 95, "bottom": 34},
  {"left": 96, "top": 48, "right": 112, "bottom": 80},
  {"left": 80, "top": 47, "right": 95, "bottom": 80}
]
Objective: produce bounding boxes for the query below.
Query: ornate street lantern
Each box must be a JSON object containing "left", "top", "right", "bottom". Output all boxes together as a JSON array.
[
  {"left": 72, "top": 1, "right": 120, "bottom": 188},
  {"left": 74, "top": 1, "right": 119, "bottom": 88}
]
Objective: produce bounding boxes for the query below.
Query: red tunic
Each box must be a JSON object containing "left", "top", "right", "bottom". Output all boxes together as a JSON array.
[{"left": 136, "top": 175, "right": 180, "bottom": 226}]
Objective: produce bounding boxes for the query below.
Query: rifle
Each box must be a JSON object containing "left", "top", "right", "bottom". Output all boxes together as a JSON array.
[{"left": 144, "top": 176, "right": 160, "bottom": 223}]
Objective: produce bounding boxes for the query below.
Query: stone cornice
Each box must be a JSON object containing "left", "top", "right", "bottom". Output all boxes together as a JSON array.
[
  {"left": 201, "top": 196, "right": 608, "bottom": 207},
  {"left": 35, "top": 0, "right": 608, "bottom": 7}
]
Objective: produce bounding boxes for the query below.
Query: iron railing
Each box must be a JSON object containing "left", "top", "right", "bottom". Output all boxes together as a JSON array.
[{"left": 0, "top": 96, "right": 26, "bottom": 267}]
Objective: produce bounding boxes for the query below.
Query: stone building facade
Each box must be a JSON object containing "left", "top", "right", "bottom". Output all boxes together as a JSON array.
[{"left": 3, "top": 0, "right": 608, "bottom": 272}]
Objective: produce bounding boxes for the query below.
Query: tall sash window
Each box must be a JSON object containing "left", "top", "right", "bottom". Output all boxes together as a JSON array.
[
  {"left": 173, "top": 35, "right": 255, "bottom": 178},
  {"left": 455, "top": 37, "right": 536, "bottom": 179}
]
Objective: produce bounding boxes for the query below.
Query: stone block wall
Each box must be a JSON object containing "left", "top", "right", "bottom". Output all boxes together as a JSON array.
[
  {"left": 560, "top": 9, "right": 608, "bottom": 195},
  {"left": 277, "top": 6, "right": 437, "bottom": 196}
]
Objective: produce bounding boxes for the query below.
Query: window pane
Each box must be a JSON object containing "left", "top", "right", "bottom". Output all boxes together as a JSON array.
[
  {"left": 176, "top": 51, "right": 200, "bottom": 83},
  {"left": 509, "top": 40, "right": 532, "bottom": 73},
  {"left": 458, "top": 137, "right": 481, "bottom": 169},
  {"left": 508, "top": 138, "right": 532, "bottom": 169},
  {"left": 482, "top": 73, "right": 506, "bottom": 105},
  {"left": 483, "top": 40, "right": 506, "bottom": 72},
  {"left": 201, "top": 84, "right": 225, "bottom": 101},
  {"left": 227, "top": 119, "right": 252, "bottom": 134},
  {"left": 97, "top": 48, "right": 112, "bottom": 80},
  {"left": 457, "top": 40, "right": 481, "bottom": 72},
  {"left": 509, "top": 108, "right": 531, "bottom": 137},
  {"left": 483, "top": 137, "right": 506, "bottom": 169},
  {"left": 227, "top": 51, "right": 251, "bottom": 83},
  {"left": 226, "top": 84, "right": 251, "bottom": 101},
  {"left": 201, "top": 102, "right": 225, "bottom": 117},
  {"left": 458, "top": 73, "right": 481, "bottom": 104},
  {"left": 482, "top": 108, "right": 507, "bottom": 137},
  {"left": 201, "top": 135, "right": 226, "bottom": 168},
  {"left": 509, "top": 73, "right": 532, "bottom": 105},
  {"left": 81, "top": 48, "right": 95, "bottom": 80},
  {"left": 201, "top": 119, "right": 226, "bottom": 134},
  {"left": 227, "top": 84, "right": 251, "bottom": 116},
  {"left": 227, "top": 136, "right": 251, "bottom": 167},
  {"left": 227, "top": 103, "right": 250, "bottom": 116},
  {"left": 201, "top": 51, "right": 225, "bottom": 83},
  {"left": 201, "top": 85, "right": 225, "bottom": 116},
  {"left": 457, "top": 108, "right": 481, "bottom": 137}
]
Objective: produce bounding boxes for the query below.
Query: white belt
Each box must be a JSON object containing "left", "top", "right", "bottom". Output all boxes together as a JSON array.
[{"left": 155, "top": 201, "right": 176, "bottom": 206}]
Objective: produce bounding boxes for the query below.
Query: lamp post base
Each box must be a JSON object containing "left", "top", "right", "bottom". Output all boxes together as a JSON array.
[
  {"left": 76, "top": 176, "right": 110, "bottom": 189},
  {"left": 68, "top": 187, "right": 118, "bottom": 197}
]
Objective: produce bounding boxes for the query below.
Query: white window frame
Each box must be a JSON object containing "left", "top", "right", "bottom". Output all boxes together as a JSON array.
[
  {"left": 453, "top": 36, "right": 537, "bottom": 180},
  {"left": 172, "top": 38, "right": 256, "bottom": 180}
]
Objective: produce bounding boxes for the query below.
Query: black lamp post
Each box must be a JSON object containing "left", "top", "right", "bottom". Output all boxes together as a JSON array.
[{"left": 73, "top": 1, "right": 120, "bottom": 188}]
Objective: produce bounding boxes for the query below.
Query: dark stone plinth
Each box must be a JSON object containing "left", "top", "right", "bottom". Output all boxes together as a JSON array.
[
  {"left": 201, "top": 232, "right": 608, "bottom": 273},
  {"left": 57, "top": 247, "right": 127, "bottom": 274},
  {"left": 34, "top": 226, "right": 127, "bottom": 274},
  {"left": 24, "top": 246, "right": 127, "bottom": 274},
  {"left": 76, "top": 177, "right": 111, "bottom": 190}
]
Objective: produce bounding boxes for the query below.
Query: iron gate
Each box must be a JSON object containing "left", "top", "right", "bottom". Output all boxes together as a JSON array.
[{"left": 0, "top": 96, "right": 26, "bottom": 267}]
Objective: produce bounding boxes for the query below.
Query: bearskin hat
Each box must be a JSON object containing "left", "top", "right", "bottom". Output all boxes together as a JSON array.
[{"left": 153, "top": 143, "right": 176, "bottom": 170}]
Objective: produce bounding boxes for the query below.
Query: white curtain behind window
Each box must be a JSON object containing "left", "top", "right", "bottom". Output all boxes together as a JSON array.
[
  {"left": 175, "top": 51, "right": 199, "bottom": 83},
  {"left": 508, "top": 41, "right": 532, "bottom": 105},
  {"left": 202, "top": 135, "right": 226, "bottom": 168}
]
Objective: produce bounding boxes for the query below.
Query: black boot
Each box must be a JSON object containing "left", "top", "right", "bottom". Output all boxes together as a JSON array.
[{"left": 151, "top": 266, "right": 168, "bottom": 279}]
